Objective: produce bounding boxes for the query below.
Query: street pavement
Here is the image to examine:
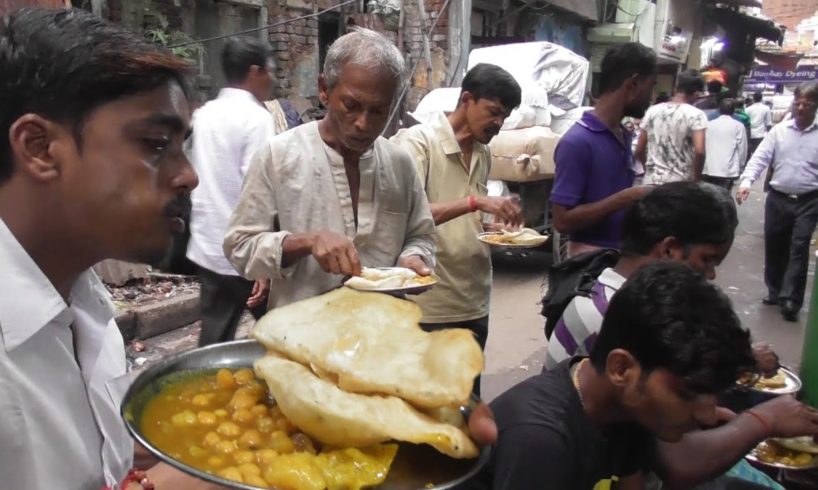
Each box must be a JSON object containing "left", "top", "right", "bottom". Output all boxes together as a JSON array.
[{"left": 129, "top": 179, "right": 815, "bottom": 404}]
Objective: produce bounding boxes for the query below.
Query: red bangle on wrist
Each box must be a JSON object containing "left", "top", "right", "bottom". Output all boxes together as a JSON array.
[
  {"left": 468, "top": 195, "right": 478, "bottom": 213},
  {"left": 746, "top": 409, "right": 773, "bottom": 437},
  {"left": 116, "top": 468, "right": 154, "bottom": 490}
]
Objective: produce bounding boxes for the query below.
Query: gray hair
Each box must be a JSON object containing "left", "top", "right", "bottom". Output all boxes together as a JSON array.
[
  {"left": 323, "top": 28, "right": 406, "bottom": 94},
  {"left": 795, "top": 82, "right": 818, "bottom": 103}
]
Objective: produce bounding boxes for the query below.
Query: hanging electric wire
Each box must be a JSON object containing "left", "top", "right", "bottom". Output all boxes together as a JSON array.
[{"left": 385, "top": 0, "right": 453, "bottom": 128}]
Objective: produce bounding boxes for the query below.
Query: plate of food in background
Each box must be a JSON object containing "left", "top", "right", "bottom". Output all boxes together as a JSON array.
[
  {"left": 477, "top": 228, "right": 548, "bottom": 248},
  {"left": 737, "top": 367, "right": 802, "bottom": 396}
]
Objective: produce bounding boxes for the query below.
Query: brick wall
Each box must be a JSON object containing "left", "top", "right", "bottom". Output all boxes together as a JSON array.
[
  {"left": 101, "top": 0, "right": 452, "bottom": 104},
  {"left": 393, "top": 0, "right": 452, "bottom": 110},
  {"left": 268, "top": 5, "right": 322, "bottom": 97},
  {"left": 266, "top": 0, "right": 451, "bottom": 103},
  {"left": 764, "top": 0, "right": 818, "bottom": 31}
]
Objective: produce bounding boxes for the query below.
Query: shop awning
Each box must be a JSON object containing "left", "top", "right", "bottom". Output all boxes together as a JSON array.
[{"left": 706, "top": 7, "right": 784, "bottom": 43}]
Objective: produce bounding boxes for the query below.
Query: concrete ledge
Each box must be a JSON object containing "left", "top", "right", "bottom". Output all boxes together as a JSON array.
[
  {"left": 116, "top": 292, "right": 200, "bottom": 341},
  {"left": 115, "top": 310, "right": 137, "bottom": 342}
]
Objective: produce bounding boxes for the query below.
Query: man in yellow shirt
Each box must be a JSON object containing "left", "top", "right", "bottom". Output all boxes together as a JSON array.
[{"left": 392, "top": 64, "right": 522, "bottom": 394}]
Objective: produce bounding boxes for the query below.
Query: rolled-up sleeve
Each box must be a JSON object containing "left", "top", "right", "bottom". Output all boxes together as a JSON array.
[
  {"left": 740, "top": 128, "right": 777, "bottom": 188},
  {"left": 224, "top": 145, "right": 292, "bottom": 280},
  {"left": 397, "top": 151, "right": 436, "bottom": 267}
]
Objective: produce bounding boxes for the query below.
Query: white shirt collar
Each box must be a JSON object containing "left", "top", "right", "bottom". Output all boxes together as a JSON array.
[
  {"left": 0, "top": 218, "right": 115, "bottom": 357},
  {"left": 0, "top": 218, "right": 70, "bottom": 351},
  {"left": 787, "top": 118, "right": 818, "bottom": 133},
  {"left": 598, "top": 267, "right": 627, "bottom": 290},
  {"left": 217, "top": 87, "right": 265, "bottom": 108}
]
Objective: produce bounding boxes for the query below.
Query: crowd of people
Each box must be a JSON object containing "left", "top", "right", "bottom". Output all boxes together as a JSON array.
[{"left": 2, "top": 6, "right": 818, "bottom": 490}]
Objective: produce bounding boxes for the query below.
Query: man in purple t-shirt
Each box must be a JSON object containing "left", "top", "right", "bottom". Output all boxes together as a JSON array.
[{"left": 551, "top": 43, "right": 656, "bottom": 257}]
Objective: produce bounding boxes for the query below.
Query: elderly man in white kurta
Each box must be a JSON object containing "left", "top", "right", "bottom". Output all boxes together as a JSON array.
[{"left": 224, "top": 29, "right": 435, "bottom": 309}]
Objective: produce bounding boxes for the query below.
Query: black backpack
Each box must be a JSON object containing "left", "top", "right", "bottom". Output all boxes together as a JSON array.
[{"left": 540, "top": 248, "right": 620, "bottom": 339}]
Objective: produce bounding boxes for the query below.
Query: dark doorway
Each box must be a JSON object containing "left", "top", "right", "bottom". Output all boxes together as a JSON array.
[{"left": 318, "top": 12, "right": 340, "bottom": 72}]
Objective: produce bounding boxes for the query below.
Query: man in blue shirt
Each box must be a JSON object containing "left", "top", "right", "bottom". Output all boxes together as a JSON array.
[{"left": 550, "top": 43, "right": 655, "bottom": 257}]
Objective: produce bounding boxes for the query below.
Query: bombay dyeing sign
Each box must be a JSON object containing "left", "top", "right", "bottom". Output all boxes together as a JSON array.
[{"left": 745, "top": 67, "right": 818, "bottom": 84}]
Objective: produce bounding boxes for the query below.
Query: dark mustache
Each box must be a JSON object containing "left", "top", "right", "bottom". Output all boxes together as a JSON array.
[{"left": 163, "top": 193, "right": 192, "bottom": 220}]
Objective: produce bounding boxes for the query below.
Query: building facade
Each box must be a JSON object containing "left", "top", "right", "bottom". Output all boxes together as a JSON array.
[{"left": 764, "top": 0, "right": 818, "bottom": 32}]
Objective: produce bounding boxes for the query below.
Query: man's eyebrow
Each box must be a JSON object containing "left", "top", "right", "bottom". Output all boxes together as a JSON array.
[{"left": 137, "top": 113, "right": 189, "bottom": 134}]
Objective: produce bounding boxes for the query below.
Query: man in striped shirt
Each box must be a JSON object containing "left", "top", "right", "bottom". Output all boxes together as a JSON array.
[{"left": 545, "top": 182, "right": 738, "bottom": 369}]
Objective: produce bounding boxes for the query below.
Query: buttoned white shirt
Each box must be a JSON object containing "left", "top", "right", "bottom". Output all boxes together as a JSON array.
[
  {"left": 703, "top": 115, "right": 748, "bottom": 178},
  {"left": 740, "top": 119, "right": 818, "bottom": 195},
  {"left": 747, "top": 102, "right": 773, "bottom": 139},
  {"left": 0, "top": 218, "right": 133, "bottom": 489},
  {"left": 187, "top": 88, "right": 276, "bottom": 276},
  {"left": 224, "top": 121, "right": 436, "bottom": 309}
]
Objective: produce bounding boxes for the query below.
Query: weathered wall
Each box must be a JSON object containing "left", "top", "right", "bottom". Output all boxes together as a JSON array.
[
  {"left": 100, "top": 0, "right": 452, "bottom": 105},
  {"left": 268, "top": 0, "right": 324, "bottom": 98},
  {"left": 267, "top": 0, "right": 452, "bottom": 105},
  {"left": 402, "top": 0, "right": 452, "bottom": 110},
  {"left": 0, "top": 0, "right": 68, "bottom": 15}
]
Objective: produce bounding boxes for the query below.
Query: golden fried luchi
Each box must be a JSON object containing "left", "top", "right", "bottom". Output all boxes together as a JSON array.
[{"left": 253, "top": 288, "right": 483, "bottom": 409}]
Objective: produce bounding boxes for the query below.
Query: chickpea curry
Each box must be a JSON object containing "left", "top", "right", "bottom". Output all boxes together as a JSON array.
[
  {"left": 753, "top": 440, "right": 815, "bottom": 468},
  {"left": 141, "top": 368, "right": 398, "bottom": 489}
]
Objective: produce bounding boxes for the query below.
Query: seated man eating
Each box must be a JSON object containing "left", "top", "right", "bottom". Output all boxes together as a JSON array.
[
  {"left": 546, "top": 181, "right": 775, "bottom": 372},
  {"left": 475, "top": 262, "right": 818, "bottom": 490}
]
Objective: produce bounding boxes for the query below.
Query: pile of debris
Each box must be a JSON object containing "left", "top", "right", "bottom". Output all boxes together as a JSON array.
[{"left": 106, "top": 273, "right": 199, "bottom": 310}]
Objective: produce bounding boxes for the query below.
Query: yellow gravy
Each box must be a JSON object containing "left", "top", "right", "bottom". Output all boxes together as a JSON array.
[{"left": 141, "top": 368, "right": 397, "bottom": 489}]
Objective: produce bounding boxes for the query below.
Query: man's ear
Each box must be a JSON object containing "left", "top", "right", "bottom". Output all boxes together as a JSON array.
[
  {"left": 318, "top": 74, "right": 330, "bottom": 107},
  {"left": 460, "top": 90, "right": 475, "bottom": 107},
  {"left": 606, "top": 349, "right": 641, "bottom": 390},
  {"left": 8, "top": 114, "right": 65, "bottom": 182},
  {"left": 653, "top": 236, "right": 684, "bottom": 260}
]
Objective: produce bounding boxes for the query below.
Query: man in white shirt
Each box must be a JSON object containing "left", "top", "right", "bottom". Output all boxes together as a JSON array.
[
  {"left": 737, "top": 82, "right": 818, "bottom": 322},
  {"left": 746, "top": 91, "right": 772, "bottom": 160},
  {"left": 0, "top": 7, "right": 226, "bottom": 489},
  {"left": 187, "top": 37, "right": 277, "bottom": 346},
  {"left": 224, "top": 29, "right": 436, "bottom": 309},
  {"left": 702, "top": 98, "right": 748, "bottom": 191},
  {"left": 636, "top": 69, "right": 709, "bottom": 184}
]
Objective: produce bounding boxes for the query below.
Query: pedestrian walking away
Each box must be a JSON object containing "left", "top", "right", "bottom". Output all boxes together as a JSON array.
[
  {"left": 746, "top": 91, "right": 773, "bottom": 166},
  {"left": 186, "top": 37, "right": 279, "bottom": 346},
  {"left": 702, "top": 98, "right": 748, "bottom": 192},
  {"left": 636, "top": 69, "right": 708, "bottom": 185}
]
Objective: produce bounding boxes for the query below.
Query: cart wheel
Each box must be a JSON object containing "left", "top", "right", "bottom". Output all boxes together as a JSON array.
[{"left": 552, "top": 229, "right": 568, "bottom": 264}]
